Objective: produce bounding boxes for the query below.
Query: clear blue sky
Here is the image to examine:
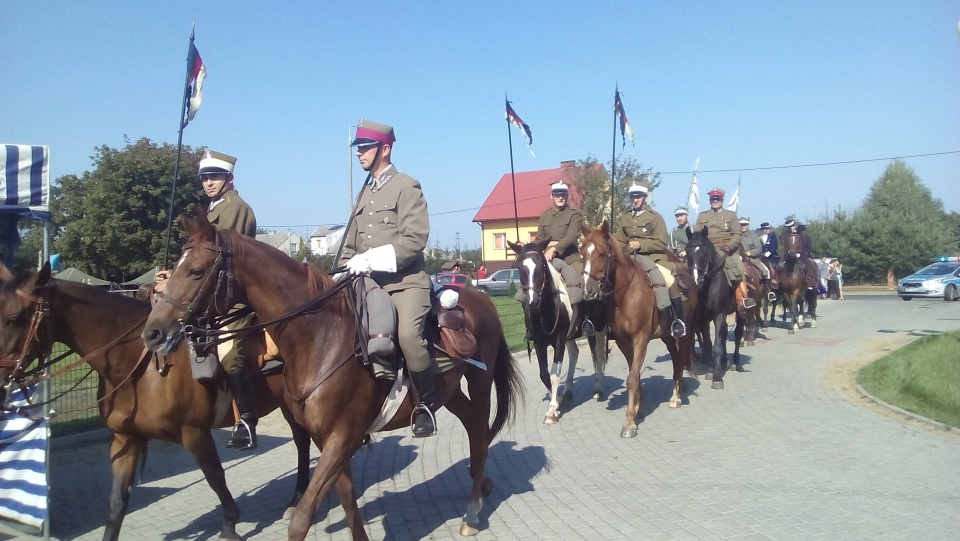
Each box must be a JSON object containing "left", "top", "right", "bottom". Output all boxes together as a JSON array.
[{"left": 4, "top": 2, "right": 958, "bottom": 250}]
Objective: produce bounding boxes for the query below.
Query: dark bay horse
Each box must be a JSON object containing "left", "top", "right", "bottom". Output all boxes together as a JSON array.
[
  {"left": 0, "top": 265, "right": 312, "bottom": 541},
  {"left": 777, "top": 233, "right": 818, "bottom": 333},
  {"left": 141, "top": 213, "right": 523, "bottom": 540},
  {"left": 737, "top": 249, "right": 764, "bottom": 346},
  {"left": 579, "top": 223, "right": 696, "bottom": 438},
  {"left": 684, "top": 226, "right": 746, "bottom": 389},
  {"left": 508, "top": 239, "right": 587, "bottom": 424}
]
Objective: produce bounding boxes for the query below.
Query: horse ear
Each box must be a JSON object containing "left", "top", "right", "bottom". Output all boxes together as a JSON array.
[
  {"left": 38, "top": 261, "right": 52, "bottom": 285},
  {"left": 0, "top": 261, "right": 14, "bottom": 284},
  {"left": 600, "top": 220, "right": 609, "bottom": 235},
  {"left": 507, "top": 240, "right": 522, "bottom": 254},
  {"left": 699, "top": 225, "right": 708, "bottom": 238}
]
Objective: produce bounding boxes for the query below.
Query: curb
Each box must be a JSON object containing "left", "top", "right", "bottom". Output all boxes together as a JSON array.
[{"left": 854, "top": 382, "right": 959, "bottom": 434}]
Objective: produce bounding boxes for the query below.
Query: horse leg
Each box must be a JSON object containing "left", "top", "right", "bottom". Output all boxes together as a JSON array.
[
  {"left": 698, "top": 320, "right": 713, "bottom": 378},
  {"left": 711, "top": 316, "right": 726, "bottom": 389},
  {"left": 280, "top": 406, "right": 313, "bottom": 520},
  {"left": 333, "top": 466, "right": 368, "bottom": 541},
  {"left": 444, "top": 387, "right": 493, "bottom": 536},
  {"left": 617, "top": 335, "right": 650, "bottom": 438},
  {"left": 732, "top": 313, "right": 745, "bottom": 372},
  {"left": 288, "top": 437, "right": 363, "bottom": 541},
  {"left": 181, "top": 427, "right": 241, "bottom": 540},
  {"left": 588, "top": 327, "right": 607, "bottom": 400},
  {"left": 806, "top": 290, "right": 818, "bottom": 328},
  {"left": 102, "top": 434, "right": 148, "bottom": 541},
  {"left": 561, "top": 339, "right": 579, "bottom": 406},
  {"left": 661, "top": 336, "right": 684, "bottom": 409},
  {"left": 540, "top": 340, "right": 562, "bottom": 425}
]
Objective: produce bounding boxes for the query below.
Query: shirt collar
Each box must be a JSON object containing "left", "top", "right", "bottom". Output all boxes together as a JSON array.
[{"left": 371, "top": 164, "right": 397, "bottom": 190}]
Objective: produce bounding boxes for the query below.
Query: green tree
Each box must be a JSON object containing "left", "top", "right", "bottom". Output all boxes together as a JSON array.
[
  {"left": 572, "top": 154, "right": 661, "bottom": 230},
  {"left": 30, "top": 138, "right": 205, "bottom": 281}
]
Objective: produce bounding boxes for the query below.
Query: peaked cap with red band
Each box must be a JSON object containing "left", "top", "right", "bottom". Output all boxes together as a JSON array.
[{"left": 350, "top": 119, "right": 396, "bottom": 147}]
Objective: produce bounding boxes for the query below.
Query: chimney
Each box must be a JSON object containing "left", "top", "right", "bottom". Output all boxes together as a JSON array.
[{"left": 560, "top": 160, "right": 575, "bottom": 168}]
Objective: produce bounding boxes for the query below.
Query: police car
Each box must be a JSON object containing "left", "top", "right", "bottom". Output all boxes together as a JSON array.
[{"left": 897, "top": 256, "right": 960, "bottom": 301}]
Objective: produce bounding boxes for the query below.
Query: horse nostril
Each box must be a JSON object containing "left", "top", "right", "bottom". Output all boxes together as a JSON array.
[{"left": 143, "top": 328, "right": 162, "bottom": 345}]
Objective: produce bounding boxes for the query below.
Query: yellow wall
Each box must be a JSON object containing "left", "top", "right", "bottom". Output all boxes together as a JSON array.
[{"left": 478, "top": 219, "right": 539, "bottom": 263}]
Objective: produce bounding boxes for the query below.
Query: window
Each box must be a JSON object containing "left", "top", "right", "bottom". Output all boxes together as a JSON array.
[
  {"left": 290, "top": 243, "right": 298, "bottom": 253},
  {"left": 528, "top": 231, "right": 538, "bottom": 242},
  {"left": 493, "top": 232, "right": 506, "bottom": 250}
]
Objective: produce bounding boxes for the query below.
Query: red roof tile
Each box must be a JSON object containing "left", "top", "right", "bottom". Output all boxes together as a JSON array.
[{"left": 472, "top": 161, "right": 605, "bottom": 222}]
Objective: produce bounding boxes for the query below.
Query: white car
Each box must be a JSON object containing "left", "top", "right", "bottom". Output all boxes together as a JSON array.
[{"left": 897, "top": 256, "right": 960, "bottom": 301}]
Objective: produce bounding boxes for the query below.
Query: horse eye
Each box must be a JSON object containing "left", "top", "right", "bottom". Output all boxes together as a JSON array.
[
  {"left": 5, "top": 316, "right": 22, "bottom": 327},
  {"left": 188, "top": 268, "right": 204, "bottom": 278}
]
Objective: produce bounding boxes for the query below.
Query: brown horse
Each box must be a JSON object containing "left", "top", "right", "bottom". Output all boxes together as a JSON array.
[
  {"left": 737, "top": 249, "right": 764, "bottom": 346},
  {"left": 777, "top": 233, "right": 818, "bottom": 333},
  {"left": 141, "top": 212, "right": 523, "bottom": 540},
  {"left": 579, "top": 223, "right": 696, "bottom": 438},
  {"left": 0, "top": 265, "right": 312, "bottom": 541}
]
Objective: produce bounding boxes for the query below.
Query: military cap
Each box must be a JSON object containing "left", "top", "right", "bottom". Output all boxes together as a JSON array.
[
  {"left": 350, "top": 119, "right": 396, "bottom": 147},
  {"left": 199, "top": 150, "right": 236, "bottom": 176},
  {"left": 674, "top": 207, "right": 689, "bottom": 216},
  {"left": 759, "top": 221, "right": 771, "bottom": 229},
  {"left": 550, "top": 181, "right": 570, "bottom": 194},
  {"left": 628, "top": 181, "right": 651, "bottom": 196},
  {"left": 707, "top": 187, "right": 725, "bottom": 198},
  {"left": 739, "top": 217, "right": 751, "bottom": 225},
  {"left": 784, "top": 219, "right": 796, "bottom": 228}
]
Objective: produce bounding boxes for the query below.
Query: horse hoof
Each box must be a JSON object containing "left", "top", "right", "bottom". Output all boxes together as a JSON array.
[
  {"left": 282, "top": 506, "right": 297, "bottom": 520},
  {"left": 620, "top": 426, "right": 638, "bottom": 438},
  {"left": 810, "top": 321, "right": 817, "bottom": 328},
  {"left": 219, "top": 529, "right": 241, "bottom": 541},
  {"left": 593, "top": 391, "right": 604, "bottom": 401},
  {"left": 711, "top": 380, "right": 724, "bottom": 389},
  {"left": 735, "top": 364, "right": 745, "bottom": 373},
  {"left": 460, "top": 521, "right": 481, "bottom": 536},
  {"left": 544, "top": 414, "right": 559, "bottom": 425},
  {"left": 788, "top": 329, "right": 796, "bottom": 335},
  {"left": 668, "top": 398, "right": 681, "bottom": 409}
]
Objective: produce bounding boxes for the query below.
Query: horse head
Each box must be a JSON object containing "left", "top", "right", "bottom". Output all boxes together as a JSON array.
[
  {"left": 684, "top": 225, "right": 715, "bottom": 287},
  {"left": 142, "top": 209, "right": 238, "bottom": 355},
  {"left": 509, "top": 238, "right": 551, "bottom": 309},
  {"left": 0, "top": 263, "right": 54, "bottom": 409},
  {"left": 782, "top": 233, "right": 804, "bottom": 259},
  {"left": 580, "top": 221, "right": 615, "bottom": 301}
]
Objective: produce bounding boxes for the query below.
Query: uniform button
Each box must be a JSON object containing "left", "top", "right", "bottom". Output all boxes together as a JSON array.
[
  {"left": 367, "top": 224, "right": 372, "bottom": 227},
  {"left": 369, "top": 200, "right": 374, "bottom": 204},
  {"left": 368, "top": 211, "right": 373, "bottom": 215},
  {"left": 367, "top": 235, "right": 372, "bottom": 239}
]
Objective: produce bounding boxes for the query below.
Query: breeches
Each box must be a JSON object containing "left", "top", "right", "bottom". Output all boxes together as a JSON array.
[
  {"left": 218, "top": 305, "right": 256, "bottom": 375},
  {"left": 551, "top": 259, "right": 583, "bottom": 304},
  {"left": 715, "top": 246, "right": 744, "bottom": 281},
  {"left": 631, "top": 254, "right": 674, "bottom": 309},
  {"left": 749, "top": 257, "right": 769, "bottom": 279},
  {"left": 389, "top": 287, "right": 432, "bottom": 373}
]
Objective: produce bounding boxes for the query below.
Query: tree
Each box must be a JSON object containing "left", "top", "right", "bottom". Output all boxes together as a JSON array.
[
  {"left": 29, "top": 138, "right": 205, "bottom": 281},
  {"left": 572, "top": 154, "right": 661, "bottom": 230}
]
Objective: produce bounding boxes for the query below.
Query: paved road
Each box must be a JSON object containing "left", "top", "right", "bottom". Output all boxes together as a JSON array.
[{"left": 31, "top": 294, "right": 960, "bottom": 540}]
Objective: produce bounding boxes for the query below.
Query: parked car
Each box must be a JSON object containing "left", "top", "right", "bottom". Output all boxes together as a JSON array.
[
  {"left": 472, "top": 268, "right": 521, "bottom": 296},
  {"left": 897, "top": 256, "right": 960, "bottom": 301},
  {"left": 433, "top": 272, "right": 469, "bottom": 289}
]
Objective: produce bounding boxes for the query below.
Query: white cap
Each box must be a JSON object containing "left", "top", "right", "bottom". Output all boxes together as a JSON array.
[
  {"left": 550, "top": 181, "right": 570, "bottom": 193},
  {"left": 198, "top": 150, "right": 236, "bottom": 176}
]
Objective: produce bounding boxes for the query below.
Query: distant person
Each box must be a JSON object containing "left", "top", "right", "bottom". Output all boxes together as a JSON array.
[
  {"left": 758, "top": 221, "right": 779, "bottom": 263},
  {"left": 198, "top": 149, "right": 259, "bottom": 450},
  {"left": 671, "top": 207, "right": 690, "bottom": 257},
  {"left": 738, "top": 217, "right": 770, "bottom": 287},
  {"left": 477, "top": 265, "right": 486, "bottom": 279},
  {"left": 784, "top": 220, "right": 818, "bottom": 291},
  {"left": 827, "top": 258, "right": 841, "bottom": 300},
  {"left": 818, "top": 256, "right": 830, "bottom": 299},
  {"left": 695, "top": 188, "right": 752, "bottom": 311}
]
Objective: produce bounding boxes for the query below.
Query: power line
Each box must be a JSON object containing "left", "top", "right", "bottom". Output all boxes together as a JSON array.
[{"left": 658, "top": 150, "right": 960, "bottom": 175}]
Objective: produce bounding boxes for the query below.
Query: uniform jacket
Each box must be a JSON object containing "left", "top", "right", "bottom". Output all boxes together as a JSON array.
[
  {"left": 694, "top": 208, "right": 741, "bottom": 250},
  {"left": 208, "top": 189, "right": 257, "bottom": 237},
  {"left": 670, "top": 226, "right": 689, "bottom": 254},
  {"left": 740, "top": 229, "right": 762, "bottom": 258},
  {"left": 614, "top": 206, "right": 670, "bottom": 256},
  {"left": 536, "top": 205, "right": 584, "bottom": 266},
  {"left": 338, "top": 166, "right": 431, "bottom": 292},
  {"left": 759, "top": 230, "right": 779, "bottom": 259}
]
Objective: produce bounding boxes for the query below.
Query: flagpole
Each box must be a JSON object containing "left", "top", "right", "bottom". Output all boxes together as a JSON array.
[
  {"left": 505, "top": 95, "right": 520, "bottom": 242},
  {"left": 611, "top": 87, "right": 618, "bottom": 227},
  {"left": 162, "top": 27, "right": 196, "bottom": 269}
]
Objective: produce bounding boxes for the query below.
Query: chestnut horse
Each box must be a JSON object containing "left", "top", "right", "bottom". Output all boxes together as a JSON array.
[
  {"left": 508, "top": 239, "right": 602, "bottom": 424},
  {"left": 579, "top": 223, "right": 696, "bottom": 438},
  {"left": 684, "top": 226, "right": 747, "bottom": 389},
  {"left": 777, "top": 233, "right": 818, "bottom": 333},
  {"left": 141, "top": 213, "right": 522, "bottom": 540},
  {"left": 0, "top": 265, "right": 312, "bottom": 541}
]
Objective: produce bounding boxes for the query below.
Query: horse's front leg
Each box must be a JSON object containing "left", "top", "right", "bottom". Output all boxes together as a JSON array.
[
  {"left": 102, "top": 434, "right": 150, "bottom": 541},
  {"left": 711, "top": 316, "right": 726, "bottom": 389},
  {"left": 180, "top": 428, "right": 240, "bottom": 540},
  {"left": 806, "top": 290, "right": 818, "bottom": 328},
  {"left": 617, "top": 335, "right": 650, "bottom": 438},
  {"left": 731, "top": 313, "right": 745, "bottom": 372},
  {"left": 543, "top": 338, "right": 565, "bottom": 425},
  {"left": 288, "top": 436, "right": 364, "bottom": 541},
  {"left": 587, "top": 328, "right": 607, "bottom": 400},
  {"left": 560, "top": 339, "right": 579, "bottom": 406},
  {"left": 280, "top": 406, "right": 313, "bottom": 519}
]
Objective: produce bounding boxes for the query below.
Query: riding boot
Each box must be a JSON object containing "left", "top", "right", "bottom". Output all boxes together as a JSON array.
[
  {"left": 738, "top": 280, "right": 756, "bottom": 310},
  {"left": 226, "top": 371, "right": 258, "bottom": 450},
  {"left": 522, "top": 310, "right": 533, "bottom": 343},
  {"left": 669, "top": 296, "right": 687, "bottom": 338},
  {"left": 411, "top": 369, "right": 438, "bottom": 438}
]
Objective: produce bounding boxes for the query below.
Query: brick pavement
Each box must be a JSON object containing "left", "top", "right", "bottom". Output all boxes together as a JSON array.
[{"left": 30, "top": 294, "right": 960, "bottom": 540}]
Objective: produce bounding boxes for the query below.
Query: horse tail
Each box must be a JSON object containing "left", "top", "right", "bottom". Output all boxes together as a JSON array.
[{"left": 489, "top": 334, "right": 524, "bottom": 441}]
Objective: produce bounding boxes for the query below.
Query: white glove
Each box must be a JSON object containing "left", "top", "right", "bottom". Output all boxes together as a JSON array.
[
  {"left": 363, "top": 244, "right": 397, "bottom": 273},
  {"left": 345, "top": 254, "right": 372, "bottom": 275},
  {"left": 763, "top": 251, "right": 771, "bottom": 258}
]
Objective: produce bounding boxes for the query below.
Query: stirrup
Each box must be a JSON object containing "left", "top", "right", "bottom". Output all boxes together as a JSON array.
[
  {"left": 582, "top": 318, "right": 595, "bottom": 337},
  {"left": 741, "top": 298, "right": 757, "bottom": 310},
  {"left": 766, "top": 291, "right": 777, "bottom": 302},
  {"left": 226, "top": 419, "right": 257, "bottom": 450},
  {"left": 410, "top": 404, "right": 437, "bottom": 438},
  {"left": 670, "top": 319, "right": 687, "bottom": 338}
]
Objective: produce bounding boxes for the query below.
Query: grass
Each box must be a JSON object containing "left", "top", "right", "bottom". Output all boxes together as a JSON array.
[
  {"left": 857, "top": 331, "right": 960, "bottom": 429},
  {"left": 490, "top": 295, "right": 526, "bottom": 351}
]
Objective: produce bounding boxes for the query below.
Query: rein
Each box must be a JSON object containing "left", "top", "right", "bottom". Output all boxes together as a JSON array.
[{"left": 520, "top": 253, "right": 561, "bottom": 337}]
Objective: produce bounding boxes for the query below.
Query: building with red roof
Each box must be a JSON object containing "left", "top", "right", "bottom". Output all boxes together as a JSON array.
[{"left": 472, "top": 160, "right": 605, "bottom": 271}]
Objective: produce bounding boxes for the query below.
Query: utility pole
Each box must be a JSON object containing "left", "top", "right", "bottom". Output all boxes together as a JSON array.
[{"left": 454, "top": 232, "right": 461, "bottom": 260}]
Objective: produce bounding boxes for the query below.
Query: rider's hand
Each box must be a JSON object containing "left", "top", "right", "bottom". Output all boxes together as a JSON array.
[
  {"left": 345, "top": 254, "right": 372, "bottom": 275},
  {"left": 763, "top": 251, "right": 771, "bottom": 258},
  {"left": 544, "top": 246, "right": 557, "bottom": 261},
  {"left": 628, "top": 240, "right": 641, "bottom": 251}
]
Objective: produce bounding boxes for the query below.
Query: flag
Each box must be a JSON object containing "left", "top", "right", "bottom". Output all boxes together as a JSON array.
[
  {"left": 614, "top": 90, "right": 634, "bottom": 147},
  {"left": 726, "top": 184, "right": 740, "bottom": 212},
  {"left": 687, "top": 157, "right": 700, "bottom": 215},
  {"left": 505, "top": 99, "right": 533, "bottom": 147},
  {"left": 182, "top": 38, "right": 206, "bottom": 128}
]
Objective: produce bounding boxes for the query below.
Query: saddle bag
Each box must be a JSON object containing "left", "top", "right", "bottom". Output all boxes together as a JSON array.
[
  {"left": 355, "top": 277, "right": 397, "bottom": 359},
  {"left": 433, "top": 289, "right": 477, "bottom": 359},
  {"left": 188, "top": 331, "right": 221, "bottom": 383}
]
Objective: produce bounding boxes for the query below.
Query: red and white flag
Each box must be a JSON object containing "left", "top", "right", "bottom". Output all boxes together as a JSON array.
[{"left": 614, "top": 90, "right": 634, "bottom": 147}]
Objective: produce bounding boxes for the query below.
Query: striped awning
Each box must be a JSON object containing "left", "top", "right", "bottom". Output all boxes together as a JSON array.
[{"left": 1, "top": 144, "right": 51, "bottom": 221}]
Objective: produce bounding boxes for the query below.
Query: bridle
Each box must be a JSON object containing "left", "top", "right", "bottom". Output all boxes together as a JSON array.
[
  {"left": 518, "top": 251, "right": 561, "bottom": 336},
  {"left": 686, "top": 241, "right": 727, "bottom": 288},
  {"left": 581, "top": 241, "right": 614, "bottom": 301},
  {"left": 0, "top": 286, "right": 54, "bottom": 396}
]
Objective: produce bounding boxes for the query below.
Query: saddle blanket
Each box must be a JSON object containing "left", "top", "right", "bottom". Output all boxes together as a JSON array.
[{"left": 545, "top": 262, "right": 574, "bottom": 323}]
